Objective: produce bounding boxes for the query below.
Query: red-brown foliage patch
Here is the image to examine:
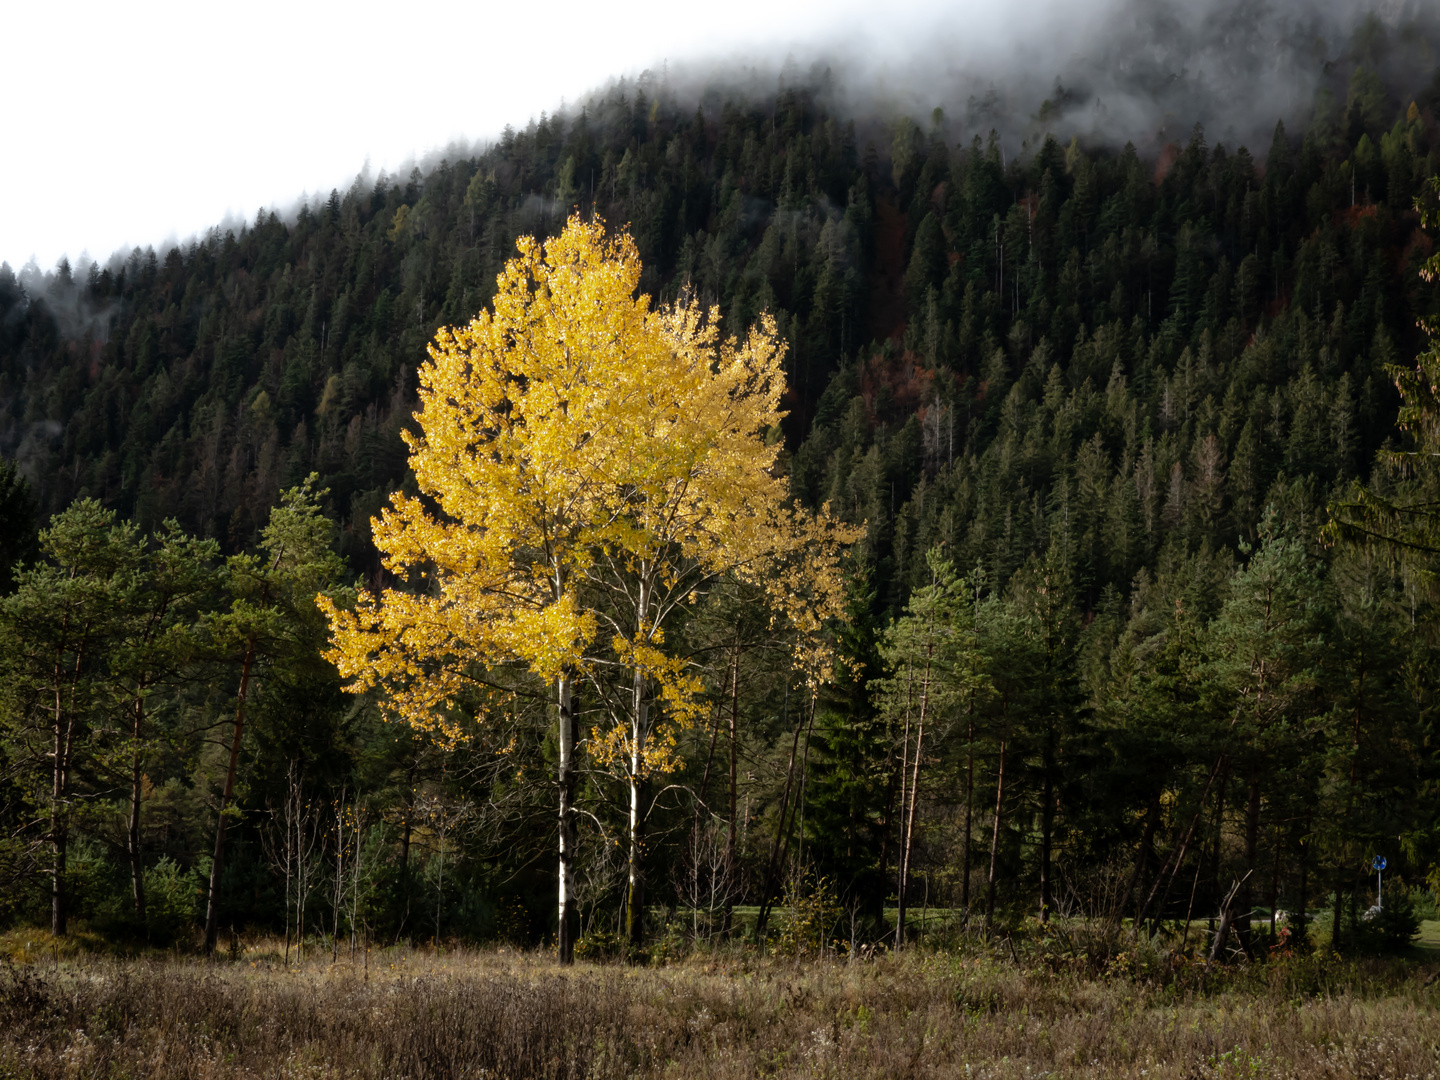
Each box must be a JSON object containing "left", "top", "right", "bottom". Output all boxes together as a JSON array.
[{"left": 1153, "top": 143, "right": 1180, "bottom": 184}]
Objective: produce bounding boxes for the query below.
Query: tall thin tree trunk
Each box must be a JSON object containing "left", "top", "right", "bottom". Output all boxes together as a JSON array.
[
  {"left": 435, "top": 826, "right": 445, "bottom": 943},
  {"left": 1136, "top": 754, "right": 1226, "bottom": 932},
  {"left": 754, "top": 705, "right": 805, "bottom": 941},
  {"left": 1180, "top": 840, "right": 1207, "bottom": 951},
  {"left": 1295, "top": 814, "right": 1311, "bottom": 948},
  {"left": 792, "top": 695, "right": 816, "bottom": 870},
  {"left": 283, "top": 764, "right": 296, "bottom": 965},
  {"left": 625, "top": 573, "right": 653, "bottom": 951},
  {"left": 1039, "top": 769, "right": 1054, "bottom": 924},
  {"left": 898, "top": 667, "right": 930, "bottom": 949},
  {"left": 1205, "top": 769, "right": 1229, "bottom": 933},
  {"left": 1238, "top": 773, "right": 1262, "bottom": 953},
  {"left": 895, "top": 669, "right": 913, "bottom": 948},
  {"left": 695, "top": 700, "right": 721, "bottom": 824},
  {"left": 626, "top": 773, "right": 645, "bottom": 948},
  {"left": 767, "top": 695, "right": 817, "bottom": 932},
  {"left": 1145, "top": 810, "right": 1208, "bottom": 935},
  {"left": 332, "top": 786, "right": 347, "bottom": 961},
  {"left": 50, "top": 638, "right": 84, "bottom": 938},
  {"left": 128, "top": 692, "right": 147, "bottom": 927},
  {"left": 691, "top": 695, "right": 721, "bottom": 937},
  {"left": 724, "top": 640, "right": 739, "bottom": 935},
  {"left": 205, "top": 638, "right": 256, "bottom": 954},
  {"left": 898, "top": 711, "right": 927, "bottom": 948},
  {"left": 1266, "top": 821, "right": 1282, "bottom": 947},
  {"left": 961, "top": 715, "right": 975, "bottom": 918},
  {"left": 985, "top": 733, "right": 1007, "bottom": 934},
  {"left": 1116, "top": 798, "right": 1159, "bottom": 930},
  {"left": 626, "top": 667, "right": 649, "bottom": 950},
  {"left": 51, "top": 679, "right": 70, "bottom": 937},
  {"left": 556, "top": 671, "right": 578, "bottom": 963}
]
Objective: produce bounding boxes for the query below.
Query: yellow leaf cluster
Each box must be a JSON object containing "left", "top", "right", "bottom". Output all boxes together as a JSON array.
[
  {"left": 320, "top": 215, "right": 860, "bottom": 755},
  {"left": 592, "top": 633, "right": 707, "bottom": 777}
]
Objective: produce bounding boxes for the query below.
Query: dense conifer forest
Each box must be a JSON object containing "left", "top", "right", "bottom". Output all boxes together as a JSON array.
[{"left": 4, "top": 17, "right": 1440, "bottom": 958}]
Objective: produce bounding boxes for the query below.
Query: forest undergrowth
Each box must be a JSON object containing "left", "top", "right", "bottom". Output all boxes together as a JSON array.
[{"left": 3, "top": 933, "right": 1438, "bottom": 1080}]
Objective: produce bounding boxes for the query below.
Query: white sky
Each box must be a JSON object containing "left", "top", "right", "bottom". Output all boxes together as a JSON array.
[{"left": 1, "top": 0, "right": 1108, "bottom": 273}]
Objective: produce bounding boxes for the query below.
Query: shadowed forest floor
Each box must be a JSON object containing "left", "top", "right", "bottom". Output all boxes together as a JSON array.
[{"left": 3, "top": 936, "right": 1439, "bottom": 1079}]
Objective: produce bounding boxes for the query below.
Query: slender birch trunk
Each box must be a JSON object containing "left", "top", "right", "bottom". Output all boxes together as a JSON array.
[
  {"left": 626, "top": 574, "right": 651, "bottom": 950},
  {"left": 626, "top": 706, "right": 647, "bottom": 948},
  {"left": 556, "top": 669, "right": 578, "bottom": 963}
]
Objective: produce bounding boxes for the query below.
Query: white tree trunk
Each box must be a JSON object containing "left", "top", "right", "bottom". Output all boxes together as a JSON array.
[{"left": 556, "top": 671, "right": 577, "bottom": 962}]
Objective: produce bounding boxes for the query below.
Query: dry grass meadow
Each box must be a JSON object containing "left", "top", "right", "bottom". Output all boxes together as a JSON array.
[{"left": 2, "top": 930, "right": 1439, "bottom": 1079}]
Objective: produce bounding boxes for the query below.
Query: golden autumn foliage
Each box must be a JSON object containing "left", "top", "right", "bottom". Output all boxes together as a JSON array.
[{"left": 319, "top": 216, "right": 858, "bottom": 768}]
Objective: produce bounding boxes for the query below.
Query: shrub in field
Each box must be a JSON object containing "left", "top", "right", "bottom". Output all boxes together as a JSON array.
[
  {"left": 773, "top": 874, "right": 840, "bottom": 957},
  {"left": 495, "top": 896, "right": 532, "bottom": 945},
  {"left": 62, "top": 839, "right": 120, "bottom": 925},
  {"left": 142, "top": 857, "right": 197, "bottom": 944},
  {"left": 647, "top": 918, "right": 687, "bottom": 965},
  {"left": 575, "top": 925, "right": 623, "bottom": 962}
]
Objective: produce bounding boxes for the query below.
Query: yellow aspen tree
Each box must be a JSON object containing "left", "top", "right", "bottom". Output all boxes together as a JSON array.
[{"left": 320, "top": 216, "right": 857, "bottom": 962}]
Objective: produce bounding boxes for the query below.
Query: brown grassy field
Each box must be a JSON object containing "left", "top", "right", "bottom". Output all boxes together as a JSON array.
[{"left": 2, "top": 933, "right": 1438, "bottom": 1079}]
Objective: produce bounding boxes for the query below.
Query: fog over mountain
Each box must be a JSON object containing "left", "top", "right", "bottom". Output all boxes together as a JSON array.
[
  {"left": 6, "top": 0, "right": 1437, "bottom": 275},
  {"left": 660, "top": 0, "right": 1439, "bottom": 155}
]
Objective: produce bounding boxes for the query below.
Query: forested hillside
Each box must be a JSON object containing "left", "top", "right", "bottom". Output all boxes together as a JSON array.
[{"left": 3, "top": 19, "right": 1440, "bottom": 957}]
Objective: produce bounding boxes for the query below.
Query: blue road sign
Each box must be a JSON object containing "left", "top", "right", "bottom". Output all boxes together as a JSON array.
[{"left": 1373, "top": 855, "right": 1387, "bottom": 872}]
